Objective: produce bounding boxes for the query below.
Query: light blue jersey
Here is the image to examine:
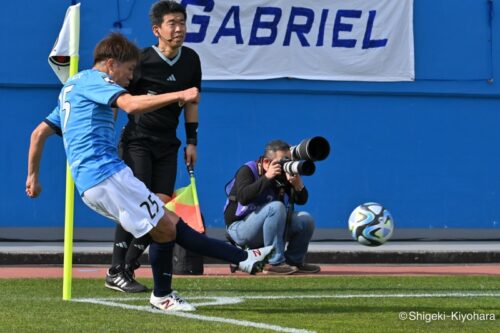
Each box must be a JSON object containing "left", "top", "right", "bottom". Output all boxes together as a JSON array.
[{"left": 45, "top": 69, "right": 127, "bottom": 195}]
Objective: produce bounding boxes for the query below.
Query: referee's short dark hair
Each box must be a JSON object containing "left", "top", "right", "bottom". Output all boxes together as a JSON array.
[
  {"left": 93, "top": 33, "right": 140, "bottom": 65},
  {"left": 150, "top": 0, "right": 187, "bottom": 26}
]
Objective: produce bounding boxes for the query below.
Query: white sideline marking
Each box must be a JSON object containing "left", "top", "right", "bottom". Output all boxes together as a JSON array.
[
  {"left": 188, "top": 296, "right": 243, "bottom": 307},
  {"left": 73, "top": 293, "right": 500, "bottom": 333},
  {"left": 73, "top": 297, "right": 313, "bottom": 333},
  {"left": 241, "top": 292, "right": 500, "bottom": 299},
  {"left": 80, "top": 292, "right": 500, "bottom": 302}
]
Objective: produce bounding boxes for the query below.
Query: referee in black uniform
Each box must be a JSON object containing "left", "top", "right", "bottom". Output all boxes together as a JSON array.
[{"left": 105, "top": 0, "right": 201, "bottom": 293}]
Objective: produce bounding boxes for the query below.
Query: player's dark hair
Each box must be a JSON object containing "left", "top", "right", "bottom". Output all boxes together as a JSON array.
[
  {"left": 264, "top": 140, "right": 290, "bottom": 159},
  {"left": 150, "top": 0, "right": 187, "bottom": 26},
  {"left": 93, "top": 33, "right": 140, "bottom": 65}
]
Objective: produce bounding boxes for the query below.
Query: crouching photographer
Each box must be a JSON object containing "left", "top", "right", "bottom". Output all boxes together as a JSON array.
[{"left": 224, "top": 139, "right": 327, "bottom": 274}]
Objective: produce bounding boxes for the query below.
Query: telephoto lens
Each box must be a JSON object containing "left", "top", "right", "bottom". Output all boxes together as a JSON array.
[
  {"left": 282, "top": 159, "right": 316, "bottom": 176},
  {"left": 290, "top": 136, "right": 330, "bottom": 161}
]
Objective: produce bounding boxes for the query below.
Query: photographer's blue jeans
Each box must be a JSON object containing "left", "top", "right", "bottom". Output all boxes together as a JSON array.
[{"left": 227, "top": 201, "right": 315, "bottom": 265}]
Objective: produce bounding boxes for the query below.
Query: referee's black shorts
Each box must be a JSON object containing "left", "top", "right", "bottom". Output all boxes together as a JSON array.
[{"left": 121, "top": 136, "right": 181, "bottom": 196}]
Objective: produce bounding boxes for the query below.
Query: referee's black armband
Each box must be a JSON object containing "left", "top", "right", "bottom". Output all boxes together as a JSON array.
[{"left": 185, "top": 122, "right": 198, "bottom": 145}]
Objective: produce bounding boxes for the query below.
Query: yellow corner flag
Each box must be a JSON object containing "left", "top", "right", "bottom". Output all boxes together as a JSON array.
[{"left": 48, "top": 2, "right": 80, "bottom": 301}]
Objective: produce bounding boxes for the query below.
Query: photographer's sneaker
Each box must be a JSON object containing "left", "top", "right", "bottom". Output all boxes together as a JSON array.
[
  {"left": 238, "top": 245, "right": 274, "bottom": 274},
  {"left": 295, "top": 263, "right": 321, "bottom": 274},
  {"left": 105, "top": 269, "right": 148, "bottom": 293},
  {"left": 150, "top": 291, "right": 196, "bottom": 312}
]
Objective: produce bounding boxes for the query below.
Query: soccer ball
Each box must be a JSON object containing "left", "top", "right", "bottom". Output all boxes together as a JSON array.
[{"left": 348, "top": 202, "right": 394, "bottom": 246}]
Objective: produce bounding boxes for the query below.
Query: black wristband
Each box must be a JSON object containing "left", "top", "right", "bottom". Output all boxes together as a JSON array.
[{"left": 185, "top": 122, "right": 198, "bottom": 145}]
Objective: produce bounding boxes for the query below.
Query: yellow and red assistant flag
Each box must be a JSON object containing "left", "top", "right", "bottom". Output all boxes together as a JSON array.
[{"left": 165, "top": 182, "right": 205, "bottom": 234}]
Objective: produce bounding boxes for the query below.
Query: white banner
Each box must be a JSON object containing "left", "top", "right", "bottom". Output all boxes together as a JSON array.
[{"left": 183, "top": 0, "right": 414, "bottom": 81}]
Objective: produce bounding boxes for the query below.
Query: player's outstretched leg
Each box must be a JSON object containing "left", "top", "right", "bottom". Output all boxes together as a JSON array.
[
  {"left": 174, "top": 218, "right": 273, "bottom": 274},
  {"left": 238, "top": 246, "right": 274, "bottom": 274}
]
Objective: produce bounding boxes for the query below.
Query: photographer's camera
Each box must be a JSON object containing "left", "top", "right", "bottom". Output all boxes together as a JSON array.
[
  {"left": 279, "top": 136, "right": 330, "bottom": 176},
  {"left": 279, "top": 158, "right": 315, "bottom": 176}
]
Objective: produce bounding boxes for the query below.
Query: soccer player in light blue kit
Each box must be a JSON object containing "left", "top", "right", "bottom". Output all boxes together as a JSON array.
[{"left": 26, "top": 33, "right": 272, "bottom": 311}]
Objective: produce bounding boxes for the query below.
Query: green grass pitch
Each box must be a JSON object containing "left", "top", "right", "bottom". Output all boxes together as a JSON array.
[{"left": 0, "top": 276, "right": 498, "bottom": 332}]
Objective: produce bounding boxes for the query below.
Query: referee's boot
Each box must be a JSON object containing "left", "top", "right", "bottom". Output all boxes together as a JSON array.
[{"left": 105, "top": 263, "right": 148, "bottom": 293}]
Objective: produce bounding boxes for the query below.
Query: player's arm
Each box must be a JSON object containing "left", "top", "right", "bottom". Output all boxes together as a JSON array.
[
  {"left": 184, "top": 102, "right": 198, "bottom": 166},
  {"left": 26, "top": 122, "right": 56, "bottom": 198},
  {"left": 116, "top": 87, "right": 199, "bottom": 115}
]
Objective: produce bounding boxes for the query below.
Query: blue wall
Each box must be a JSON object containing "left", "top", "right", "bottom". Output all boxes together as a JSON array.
[{"left": 1, "top": 0, "right": 499, "bottom": 237}]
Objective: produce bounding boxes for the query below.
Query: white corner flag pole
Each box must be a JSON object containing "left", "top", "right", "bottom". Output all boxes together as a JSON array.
[{"left": 48, "top": 2, "right": 80, "bottom": 301}]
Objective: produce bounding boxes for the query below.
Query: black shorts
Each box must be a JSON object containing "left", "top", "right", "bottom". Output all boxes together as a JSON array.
[{"left": 121, "top": 136, "right": 181, "bottom": 196}]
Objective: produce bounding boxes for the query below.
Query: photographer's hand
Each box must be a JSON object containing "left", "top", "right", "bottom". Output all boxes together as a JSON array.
[
  {"left": 265, "top": 159, "right": 282, "bottom": 179},
  {"left": 286, "top": 173, "right": 305, "bottom": 191}
]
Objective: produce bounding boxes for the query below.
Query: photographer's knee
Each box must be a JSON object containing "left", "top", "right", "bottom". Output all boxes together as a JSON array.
[
  {"left": 268, "top": 201, "right": 286, "bottom": 217},
  {"left": 298, "top": 211, "right": 315, "bottom": 233},
  {"left": 305, "top": 215, "right": 315, "bottom": 233}
]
